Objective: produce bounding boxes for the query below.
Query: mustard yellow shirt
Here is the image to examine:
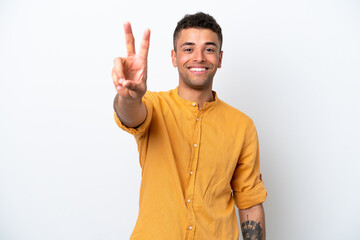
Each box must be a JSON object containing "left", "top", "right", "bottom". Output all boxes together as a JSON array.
[{"left": 114, "top": 88, "right": 267, "bottom": 240}]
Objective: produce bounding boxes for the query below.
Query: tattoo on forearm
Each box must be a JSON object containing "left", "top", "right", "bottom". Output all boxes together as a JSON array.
[{"left": 241, "top": 215, "right": 263, "bottom": 240}]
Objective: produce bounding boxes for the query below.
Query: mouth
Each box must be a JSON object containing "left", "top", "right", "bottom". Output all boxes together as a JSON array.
[{"left": 188, "top": 67, "right": 209, "bottom": 74}]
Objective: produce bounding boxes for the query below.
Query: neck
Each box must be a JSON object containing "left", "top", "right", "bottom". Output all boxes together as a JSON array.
[{"left": 178, "top": 84, "right": 214, "bottom": 110}]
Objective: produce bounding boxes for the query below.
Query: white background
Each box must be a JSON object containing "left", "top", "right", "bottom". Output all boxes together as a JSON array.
[{"left": 1, "top": 0, "right": 359, "bottom": 239}]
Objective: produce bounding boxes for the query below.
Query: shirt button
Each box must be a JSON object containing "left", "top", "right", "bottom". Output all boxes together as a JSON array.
[
  {"left": 194, "top": 144, "right": 197, "bottom": 147},
  {"left": 189, "top": 226, "right": 193, "bottom": 230},
  {"left": 192, "top": 103, "right": 196, "bottom": 107},
  {"left": 187, "top": 199, "right": 191, "bottom": 203},
  {"left": 196, "top": 118, "right": 199, "bottom": 121},
  {"left": 190, "top": 171, "right": 193, "bottom": 175}
]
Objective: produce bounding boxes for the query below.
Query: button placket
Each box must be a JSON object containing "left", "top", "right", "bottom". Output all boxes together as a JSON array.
[{"left": 185, "top": 110, "right": 201, "bottom": 237}]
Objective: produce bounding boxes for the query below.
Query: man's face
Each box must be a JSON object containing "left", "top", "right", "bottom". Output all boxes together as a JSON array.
[{"left": 171, "top": 28, "right": 223, "bottom": 91}]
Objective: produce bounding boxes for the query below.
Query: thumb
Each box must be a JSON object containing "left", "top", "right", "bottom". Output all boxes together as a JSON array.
[{"left": 122, "top": 79, "right": 139, "bottom": 91}]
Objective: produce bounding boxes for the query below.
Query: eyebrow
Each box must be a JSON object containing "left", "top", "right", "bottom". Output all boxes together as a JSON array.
[
  {"left": 205, "top": 42, "right": 218, "bottom": 48},
  {"left": 180, "top": 42, "right": 195, "bottom": 48},
  {"left": 180, "top": 42, "right": 218, "bottom": 48}
]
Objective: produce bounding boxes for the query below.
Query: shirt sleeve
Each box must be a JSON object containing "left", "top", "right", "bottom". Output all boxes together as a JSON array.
[
  {"left": 231, "top": 120, "right": 267, "bottom": 209},
  {"left": 113, "top": 91, "right": 154, "bottom": 137}
]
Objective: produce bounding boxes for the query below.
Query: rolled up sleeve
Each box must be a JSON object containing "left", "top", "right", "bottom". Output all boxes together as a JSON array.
[
  {"left": 114, "top": 91, "right": 154, "bottom": 137},
  {"left": 231, "top": 121, "right": 267, "bottom": 209}
]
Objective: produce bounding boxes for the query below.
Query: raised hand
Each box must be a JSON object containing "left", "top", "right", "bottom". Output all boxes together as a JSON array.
[{"left": 112, "top": 22, "right": 150, "bottom": 101}]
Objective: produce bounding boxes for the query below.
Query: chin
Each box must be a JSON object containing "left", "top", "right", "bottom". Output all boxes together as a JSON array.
[{"left": 187, "top": 80, "right": 212, "bottom": 90}]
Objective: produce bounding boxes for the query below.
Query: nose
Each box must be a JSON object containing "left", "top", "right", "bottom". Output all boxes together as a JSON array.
[{"left": 193, "top": 49, "right": 205, "bottom": 62}]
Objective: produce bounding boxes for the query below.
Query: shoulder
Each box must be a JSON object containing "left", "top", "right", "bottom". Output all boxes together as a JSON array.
[
  {"left": 143, "top": 89, "right": 176, "bottom": 105},
  {"left": 144, "top": 89, "right": 173, "bottom": 99},
  {"left": 217, "top": 99, "right": 254, "bottom": 127}
]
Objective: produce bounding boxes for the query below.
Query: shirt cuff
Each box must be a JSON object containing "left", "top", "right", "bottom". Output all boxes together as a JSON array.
[
  {"left": 233, "top": 180, "right": 267, "bottom": 209},
  {"left": 113, "top": 100, "right": 152, "bottom": 136}
]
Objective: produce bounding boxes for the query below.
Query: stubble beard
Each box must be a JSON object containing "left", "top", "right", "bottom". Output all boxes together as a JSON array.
[{"left": 179, "top": 72, "right": 214, "bottom": 91}]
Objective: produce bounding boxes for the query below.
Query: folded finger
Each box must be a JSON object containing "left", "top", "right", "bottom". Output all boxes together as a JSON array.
[
  {"left": 113, "top": 58, "right": 126, "bottom": 89},
  {"left": 113, "top": 57, "right": 126, "bottom": 79},
  {"left": 112, "top": 71, "right": 122, "bottom": 91}
]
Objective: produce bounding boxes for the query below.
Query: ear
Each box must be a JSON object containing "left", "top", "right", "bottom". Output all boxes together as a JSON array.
[
  {"left": 218, "top": 51, "right": 223, "bottom": 68},
  {"left": 171, "top": 49, "right": 177, "bottom": 67}
]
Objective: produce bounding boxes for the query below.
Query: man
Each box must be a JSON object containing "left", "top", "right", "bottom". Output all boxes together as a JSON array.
[{"left": 112, "top": 12, "right": 267, "bottom": 240}]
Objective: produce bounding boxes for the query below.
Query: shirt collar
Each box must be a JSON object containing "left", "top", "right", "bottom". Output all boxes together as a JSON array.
[{"left": 171, "top": 87, "right": 219, "bottom": 110}]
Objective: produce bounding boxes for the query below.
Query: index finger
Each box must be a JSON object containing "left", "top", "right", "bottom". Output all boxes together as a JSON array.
[
  {"left": 139, "top": 28, "right": 151, "bottom": 59},
  {"left": 124, "top": 22, "right": 135, "bottom": 56}
]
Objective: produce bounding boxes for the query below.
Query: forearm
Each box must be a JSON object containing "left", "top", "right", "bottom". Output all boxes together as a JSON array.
[
  {"left": 113, "top": 93, "right": 147, "bottom": 128},
  {"left": 239, "top": 203, "right": 266, "bottom": 240}
]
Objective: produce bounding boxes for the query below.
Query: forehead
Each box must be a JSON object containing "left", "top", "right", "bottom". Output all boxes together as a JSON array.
[{"left": 176, "top": 28, "right": 220, "bottom": 47}]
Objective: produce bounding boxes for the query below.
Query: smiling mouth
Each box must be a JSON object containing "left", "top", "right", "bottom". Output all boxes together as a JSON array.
[{"left": 189, "top": 67, "right": 208, "bottom": 73}]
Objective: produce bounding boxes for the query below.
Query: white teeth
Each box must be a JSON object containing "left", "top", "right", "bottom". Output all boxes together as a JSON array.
[{"left": 190, "top": 68, "right": 206, "bottom": 72}]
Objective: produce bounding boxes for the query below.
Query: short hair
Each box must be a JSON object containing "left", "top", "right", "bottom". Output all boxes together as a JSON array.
[{"left": 173, "top": 12, "right": 223, "bottom": 51}]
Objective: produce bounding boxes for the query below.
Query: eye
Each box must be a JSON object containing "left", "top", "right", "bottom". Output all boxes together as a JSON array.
[
  {"left": 183, "top": 48, "right": 192, "bottom": 52},
  {"left": 205, "top": 48, "right": 215, "bottom": 53}
]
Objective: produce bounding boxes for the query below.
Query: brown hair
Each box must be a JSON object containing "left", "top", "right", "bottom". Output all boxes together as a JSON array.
[{"left": 173, "top": 12, "right": 223, "bottom": 51}]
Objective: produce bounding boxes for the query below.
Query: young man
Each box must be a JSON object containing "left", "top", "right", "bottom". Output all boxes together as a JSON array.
[{"left": 112, "top": 12, "right": 267, "bottom": 240}]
